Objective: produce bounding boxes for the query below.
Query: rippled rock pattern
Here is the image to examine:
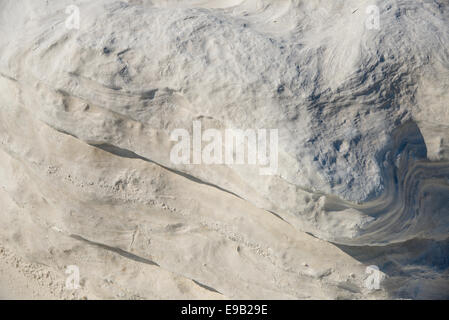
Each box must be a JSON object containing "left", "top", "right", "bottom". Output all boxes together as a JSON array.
[{"left": 0, "top": 0, "right": 448, "bottom": 299}]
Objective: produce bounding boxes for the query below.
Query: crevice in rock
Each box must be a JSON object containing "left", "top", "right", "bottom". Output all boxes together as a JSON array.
[
  {"left": 191, "top": 279, "right": 222, "bottom": 295},
  {"left": 90, "top": 143, "right": 245, "bottom": 201},
  {"left": 70, "top": 234, "right": 160, "bottom": 266}
]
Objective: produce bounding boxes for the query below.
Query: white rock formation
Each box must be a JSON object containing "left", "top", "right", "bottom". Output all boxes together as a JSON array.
[{"left": 0, "top": 0, "right": 448, "bottom": 299}]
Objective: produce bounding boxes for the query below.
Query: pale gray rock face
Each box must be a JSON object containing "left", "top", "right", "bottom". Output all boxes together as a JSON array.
[{"left": 0, "top": 0, "right": 448, "bottom": 299}]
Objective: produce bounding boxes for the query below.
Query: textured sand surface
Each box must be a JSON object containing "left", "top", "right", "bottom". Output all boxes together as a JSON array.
[{"left": 0, "top": 0, "right": 448, "bottom": 299}]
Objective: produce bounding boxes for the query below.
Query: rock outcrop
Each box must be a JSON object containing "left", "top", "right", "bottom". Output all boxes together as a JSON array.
[{"left": 0, "top": 0, "right": 448, "bottom": 299}]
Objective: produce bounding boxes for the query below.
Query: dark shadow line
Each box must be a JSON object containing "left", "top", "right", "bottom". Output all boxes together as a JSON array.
[
  {"left": 192, "top": 279, "right": 222, "bottom": 295},
  {"left": 70, "top": 234, "right": 160, "bottom": 267},
  {"left": 92, "top": 143, "right": 244, "bottom": 200}
]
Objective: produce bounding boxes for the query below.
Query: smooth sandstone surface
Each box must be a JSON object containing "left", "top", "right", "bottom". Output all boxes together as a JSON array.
[{"left": 0, "top": 0, "right": 448, "bottom": 299}]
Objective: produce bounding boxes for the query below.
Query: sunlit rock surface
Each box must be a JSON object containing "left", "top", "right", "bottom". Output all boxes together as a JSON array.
[{"left": 0, "top": 0, "right": 448, "bottom": 299}]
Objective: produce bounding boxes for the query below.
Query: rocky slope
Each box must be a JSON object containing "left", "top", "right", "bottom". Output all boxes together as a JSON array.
[{"left": 0, "top": 0, "right": 448, "bottom": 299}]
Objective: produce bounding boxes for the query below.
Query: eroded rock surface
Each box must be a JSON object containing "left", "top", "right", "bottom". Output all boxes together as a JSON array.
[{"left": 0, "top": 0, "right": 448, "bottom": 299}]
